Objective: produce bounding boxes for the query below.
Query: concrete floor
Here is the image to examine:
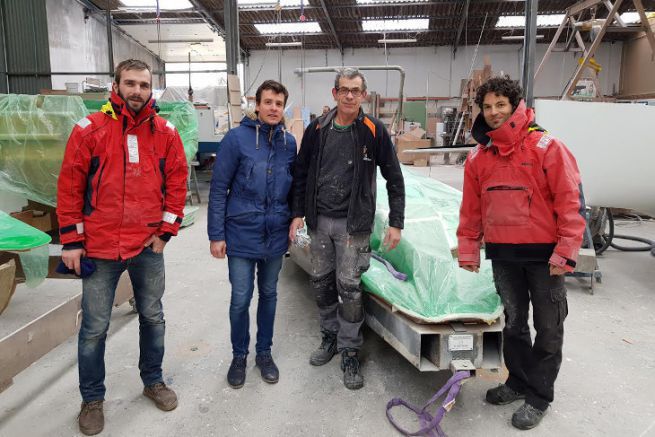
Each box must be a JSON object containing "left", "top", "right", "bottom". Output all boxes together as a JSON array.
[{"left": 1, "top": 163, "right": 654, "bottom": 437}]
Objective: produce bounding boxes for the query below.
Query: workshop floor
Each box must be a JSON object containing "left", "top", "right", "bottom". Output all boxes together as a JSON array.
[{"left": 1, "top": 163, "right": 653, "bottom": 437}]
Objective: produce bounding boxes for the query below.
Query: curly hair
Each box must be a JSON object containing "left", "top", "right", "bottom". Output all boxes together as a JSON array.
[{"left": 474, "top": 76, "right": 523, "bottom": 111}]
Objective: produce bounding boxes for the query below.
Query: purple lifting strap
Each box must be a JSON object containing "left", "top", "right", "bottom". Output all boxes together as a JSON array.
[{"left": 386, "top": 370, "right": 471, "bottom": 437}]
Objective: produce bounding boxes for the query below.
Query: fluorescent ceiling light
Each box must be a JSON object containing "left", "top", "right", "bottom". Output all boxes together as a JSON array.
[
  {"left": 357, "top": 0, "right": 428, "bottom": 4},
  {"left": 238, "top": 0, "right": 302, "bottom": 6},
  {"left": 120, "top": 0, "right": 192, "bottom": 10},
  {"left": 501, "top": 35, "right": 545, "bottom": 40},
  {"left": 378, "top": 38, "right": 417, "bottom": 44},
  {"left": 362, "top": 18, "right": 429, "bottom": 32},
  {"left": 255, "top": 22, "right": 321, "bottom": 34},
  {"left": 496, "top": 14, "right": 566, "bottom": 28},
  {"left": 265, "top": 41, "right": 303, "bottom": 47},
  {"left": 619, "top": 11, "right": 655, "bottom": 24}
]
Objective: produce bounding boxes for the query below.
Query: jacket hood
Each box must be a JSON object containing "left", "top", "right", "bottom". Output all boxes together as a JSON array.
[
  {"left": 240, "top": 109, "right": 290, "bottom": 149},
  {"left": 471, "top": 100, "right": 534, "bottom": 156},
  {"left": 108, "top": 90, "right": 157, "bottom": 124}
]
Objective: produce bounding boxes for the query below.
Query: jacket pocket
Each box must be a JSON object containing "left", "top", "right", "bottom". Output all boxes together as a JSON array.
[
  {"left": 483, "top": 185, "right": 531, "bottom": 226},
  {"left": 550, "top": 286, "right": 568, "bottom": 325}
]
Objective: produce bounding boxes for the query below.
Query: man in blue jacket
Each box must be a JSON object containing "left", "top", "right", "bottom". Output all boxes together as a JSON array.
[{"left": 208, "top": 80, "right": 296, "bottom": 389}]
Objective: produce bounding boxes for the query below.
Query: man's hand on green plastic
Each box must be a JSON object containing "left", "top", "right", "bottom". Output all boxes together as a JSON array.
[{"left": 460, "top": 264, "right": 480, "bottom": 273}]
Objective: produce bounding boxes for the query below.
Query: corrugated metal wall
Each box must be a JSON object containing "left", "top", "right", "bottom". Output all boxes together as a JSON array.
[
  {"left": 0, "top": 1, "right": 7, "bottom": 93},
  {"left": 1, "top": 0, "right": 52, "bottom": 94}
]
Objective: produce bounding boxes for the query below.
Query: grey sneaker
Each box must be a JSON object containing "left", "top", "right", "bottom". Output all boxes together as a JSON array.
[
  {"left": 512, "top": 403, "right": 547, "bottom": 430},
  {"left": 78, "top": 400, "right": 104, "bottom": 436},
  {"left": 341, "top": 349, "right": 364, "bottom": 390},
  {"left": 143, "top": 382, "right": 178, "bottom": 411},
  {"left": 309, "top": 330, "right": 337, "bottom": 366},
  {"left": 486, "top": 384, "right": 525, "bottom": 405}
]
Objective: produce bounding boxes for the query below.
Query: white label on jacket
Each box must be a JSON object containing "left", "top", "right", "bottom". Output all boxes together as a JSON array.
[
  {"left": 166, "top": 120, "right": 175, "bottom": 131},
  {"left": 127, "top": 135, "right": 139, "bottom": 163},
  {"left": 536, "top": 134, "right": 553, "bottom": 149},
  {"left": 76, "top": 222, "right": 84, "bottom": 234},
  {"left": 162, "top": 211, "right": 177, "bottom": 224},
  {"left": 76, "top": 117, "right": 91, "bottom": 129}
]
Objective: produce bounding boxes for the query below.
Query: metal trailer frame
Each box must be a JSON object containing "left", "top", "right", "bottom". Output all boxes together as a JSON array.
[{"left": 288, "top": 244, "right": 504, "bottom": 374}]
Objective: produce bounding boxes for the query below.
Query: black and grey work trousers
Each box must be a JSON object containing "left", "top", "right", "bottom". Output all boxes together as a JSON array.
[
  {"left": 308, "top": 215, "right": 371, "bottom": 351},
  {"left": 492, "top": 260, "right": 568, "bottom": 411}
]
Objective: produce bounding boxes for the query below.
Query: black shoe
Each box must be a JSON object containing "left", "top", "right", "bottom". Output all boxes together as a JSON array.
[
  {"left": 255, "top": 353, "right": 279, "bottom": 384},
  {"left": 486, "top": 384, "right": 525, "bottom": 405},
  {"left": 512, "top": 403, "right": 547, "bottom": 430},
  {"left": 340, "top": 349, "right": 364, "bottom": 390},
  {"left": 309, "top": 330, "right": 337, "bottom": 366},
  {"left": 227, "top": 356, "right": 247, "bottom": 389}
]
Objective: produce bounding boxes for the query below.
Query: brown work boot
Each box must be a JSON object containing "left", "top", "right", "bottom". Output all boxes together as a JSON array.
[
  {"left": 143, "top": 382, "right": 178, "bottom": 411},
  {"left": 78, "top": 400, "right": 104, "bottom": 436}
]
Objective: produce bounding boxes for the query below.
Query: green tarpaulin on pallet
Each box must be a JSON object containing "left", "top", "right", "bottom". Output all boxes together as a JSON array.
[{"left": 362, "top": 168, "right": 502, "bottom": 323}]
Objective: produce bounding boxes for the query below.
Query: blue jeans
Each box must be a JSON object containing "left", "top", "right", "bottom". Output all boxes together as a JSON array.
[
  {"left": 79, "top": 247, "right": 166, "bottom": 402},
  {"left": 227, "top": 255, "right": 283, "bottom": 357}
]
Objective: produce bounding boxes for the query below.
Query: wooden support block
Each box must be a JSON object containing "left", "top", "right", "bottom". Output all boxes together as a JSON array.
[
  {"left": 412, "top": 158, "right": 429, "bottom": 167},
  {"left": 0, "top": 259, "right": 17, "bottom": 316}
]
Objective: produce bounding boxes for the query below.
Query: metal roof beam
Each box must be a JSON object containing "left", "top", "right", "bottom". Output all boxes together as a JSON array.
[
  {"left": 452, "top": 0, "right": 471, "bottom": 56},
  {"left": 318, "top": 0, "right": 342, "bottom": 52}
]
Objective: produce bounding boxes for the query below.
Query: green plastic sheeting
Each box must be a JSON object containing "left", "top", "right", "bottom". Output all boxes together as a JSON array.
[
  {"left": 361, "top": 167, "right": 502, "bottom": 323},
  {"left": 0, "top": 94, "right": 88, "bottom": 206},
  {"left": 83, "top": 100, "right": 199, "bottom": 164},
  {"left": 0, "top": 211, "right": 51, "bottom": 288},
  {"left": 0, "top": 94, "right": 198, "bottom": 207}
]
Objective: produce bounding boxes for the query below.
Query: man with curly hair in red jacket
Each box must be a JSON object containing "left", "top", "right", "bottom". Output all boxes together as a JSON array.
[{"left": 457, "top": 76, "right": 586, "bottom": 430}]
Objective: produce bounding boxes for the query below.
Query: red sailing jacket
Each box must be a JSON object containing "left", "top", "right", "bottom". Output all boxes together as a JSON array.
[
  {"left": 456, "top": 100, "right": 586, "bottom": 272},
  {"left": 57, "top": 92, "right": 188, "bottom": 260}
]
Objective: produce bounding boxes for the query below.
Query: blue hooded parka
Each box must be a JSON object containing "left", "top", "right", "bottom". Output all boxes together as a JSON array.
[{"left": 208, "top": 112, "right": 297, "bottom": 259}]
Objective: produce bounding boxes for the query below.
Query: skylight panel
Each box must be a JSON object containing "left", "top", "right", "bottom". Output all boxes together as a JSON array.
[
  {"left": 496, "top": 14, "right": 566, "bottom": 28},
  {"left": 238, "top": 0, "right": 302, "bottom": 7},
  {"left": 619, "top": 11, "right": 655, "bottom": 24},
  {"left": 361, "top": 19, "right": 430, "bottom": 32},
  {"left": 255, "top": 22, "right": 322, "bottom": 34},
  {"left": 120, "top": 0, "right": 192, "bottom": 9}
]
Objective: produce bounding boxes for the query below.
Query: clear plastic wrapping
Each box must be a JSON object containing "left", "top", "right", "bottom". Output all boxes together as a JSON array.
[{"left": 361, "top": 168, "right": 502, "bottom": 323}]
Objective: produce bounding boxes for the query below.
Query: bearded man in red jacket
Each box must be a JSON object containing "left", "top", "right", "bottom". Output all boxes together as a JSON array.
[
  {"left": 457, "top": 76, "right": 586, "bottom": 430},
  {"left": 57, "top": 59, "right": 188, "bottom": 435}
]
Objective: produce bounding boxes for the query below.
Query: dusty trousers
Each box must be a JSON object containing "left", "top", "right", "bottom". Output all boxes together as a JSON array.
[
  {"left": 308, "top": 215, "right": 371, "bottom": 351},
  {"left": 492, "top": 260, "right": 568, "bottom": 411}
]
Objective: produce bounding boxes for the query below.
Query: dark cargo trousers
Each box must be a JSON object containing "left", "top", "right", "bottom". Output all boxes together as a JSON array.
[
  {"left": 492, "top": 260, "right": 569, "bottom": 411},
  {"left": 308, "top": 215, "right": 371, "bottom": 351}
]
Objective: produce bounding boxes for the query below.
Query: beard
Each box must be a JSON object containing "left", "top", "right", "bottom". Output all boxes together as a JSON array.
[{"left": 118, "top": 91, "right": 149, "bottom": 113}]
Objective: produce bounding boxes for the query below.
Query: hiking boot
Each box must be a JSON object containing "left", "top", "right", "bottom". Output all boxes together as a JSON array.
[
  {"left": 512, "top": 402, "right": 547, "bottom": 430},
  {"left": 486, "top": 384, "right": 525, "bottom": 405},
  {"left": 78, "top": 400, "right": 104, "bottom": 436},
  {"left": 255, "top": 353, "right": 279, "bottom": 384},
  {"left": 341, "top": 349, "right": 364, "bottom": 390},
  {"left": 143, "top": 382, "right": 178, "bottom": 411},
  {"left": 309, "top": 330, "right": 337, "bottom": 366},
  {"left": 227, "top": 356, "right": 247, "bottom": 389}
]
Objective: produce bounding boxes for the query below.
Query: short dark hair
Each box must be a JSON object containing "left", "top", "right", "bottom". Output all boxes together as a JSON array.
[
  {"left": 255, "top": 80, "right": 289, "bottom": 105},
  {"left": 475, "top": 76, "right": 523, "bottom": 111},
  {"left": 114, "top": 59, "right": 152, "bottom": 85}
]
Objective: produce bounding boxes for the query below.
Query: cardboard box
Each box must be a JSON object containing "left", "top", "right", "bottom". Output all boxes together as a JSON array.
[{"left": 396, "top": 137, "right": 432, "bottom": 164}]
